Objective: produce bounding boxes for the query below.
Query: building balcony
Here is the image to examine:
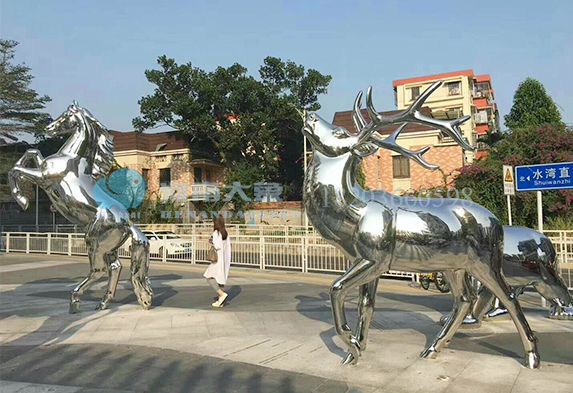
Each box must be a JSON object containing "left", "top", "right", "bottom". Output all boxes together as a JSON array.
[{"left": 189, "top": 184, "right": 220, "bottom": 201}]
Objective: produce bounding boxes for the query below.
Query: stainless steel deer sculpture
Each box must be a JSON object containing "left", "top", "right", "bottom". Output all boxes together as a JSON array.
[
  {"left": 302, "top": 81, "right": 540, "bottom": 368},
  {"left": 455, "top": 226, "right": 573, "bottom": 325}
]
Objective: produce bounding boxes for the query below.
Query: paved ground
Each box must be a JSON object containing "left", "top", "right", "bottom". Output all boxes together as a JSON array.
[{"left": 1, "top": 253, "right": 572, "bottom": 393}]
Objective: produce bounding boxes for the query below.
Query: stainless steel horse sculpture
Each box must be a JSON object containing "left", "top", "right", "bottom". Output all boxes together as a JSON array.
[
  {"left": 9, "top": 102, "right": 153, "bottom": 313},
  {"left": 302, "top": 81, "right": 540, "bottom": 368}
]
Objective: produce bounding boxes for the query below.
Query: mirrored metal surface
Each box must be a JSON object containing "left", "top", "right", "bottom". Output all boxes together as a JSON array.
[
  {"left": 302, "top": 81, "right": 540, "bottom": 368},
  {"left": 9, "top": 102, "right": 153, "bottom": 313},
  {"left": 475, "top": 226, "right": 573, "bottom": 321}
]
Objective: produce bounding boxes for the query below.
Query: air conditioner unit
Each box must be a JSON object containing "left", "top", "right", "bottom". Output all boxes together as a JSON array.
[{"left": 475, "top": 91, "right": 483, "bottom": 98}]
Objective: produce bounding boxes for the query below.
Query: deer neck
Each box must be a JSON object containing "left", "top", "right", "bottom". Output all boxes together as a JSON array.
[{"left": 304, "top": 151, "right": 366, "bottom": 241}]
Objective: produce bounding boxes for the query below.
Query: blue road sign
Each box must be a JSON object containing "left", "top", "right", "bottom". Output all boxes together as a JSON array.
[{"left": 515, "top": 162, "right": 573, "bottom": 191}]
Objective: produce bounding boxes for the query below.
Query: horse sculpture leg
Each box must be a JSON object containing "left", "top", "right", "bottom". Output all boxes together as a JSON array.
[
  {"left": 331, "top": 259, "right": 380, "bottom": 365},
  {"left": 421, "top": 270, "right": 472, "bottom": 357},
  {"left": 96, "top": 251, "right": 123, "bottom": 310},
  {"left": 9, "top": 166, "right": 43, "bottom": 210},
  {"left": 130, "top": 225, "right": 153, "bottom": 310},
  {"left": 70, "top": 237, "right": 106, "bottom": 313},
  {"left": 9, "top": 149, "right": 45, "bottom": 209}
]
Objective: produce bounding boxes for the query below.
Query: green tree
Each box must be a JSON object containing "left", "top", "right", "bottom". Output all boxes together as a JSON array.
[
  {"left": 0, "top": 40, "right": 52, "bottom": 144},
  {"left": 133, "top": 56, "right": 332, "bottom": 211},
  {"left": 455, "top": 124, "right": 573, "bottom": 227},
  {"left": 504, "top": 77, "right": 563, "bottom": 130}
]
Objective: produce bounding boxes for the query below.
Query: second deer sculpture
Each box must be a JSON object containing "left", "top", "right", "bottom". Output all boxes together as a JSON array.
[{"left": 302, "top": 81, "right": 540, "bottom": 369}]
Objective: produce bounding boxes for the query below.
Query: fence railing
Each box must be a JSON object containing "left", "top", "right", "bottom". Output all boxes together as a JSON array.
[
  {"left": 2, "top": 227, "right": 572, "bottom": 288},
  {"left": 0, "top": 229, "right": 413, "bottom": 279}
]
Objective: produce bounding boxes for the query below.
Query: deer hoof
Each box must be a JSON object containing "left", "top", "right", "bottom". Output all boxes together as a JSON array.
[
  {"left": 524, "top": 351, "right": 540, "bottom": 369},
  {"left": 69, "top": 300, "right": 81, "bottom": 314},
  {"left": 341, "top": 340, "right": 361, "bottom": 365},
  {"left": 95, "top": 301, "right": 109, "bottom": 311},
  {"left": 420, "top": 345, "right": 439, "bottom": 359}
]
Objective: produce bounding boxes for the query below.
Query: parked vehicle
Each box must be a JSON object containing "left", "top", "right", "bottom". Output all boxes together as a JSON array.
[
  {"left": 123, "top": 230, "right": 192, "bottom": 257},
  {"left": 420, "top": 272, "right": 450, "bottom": 293}
]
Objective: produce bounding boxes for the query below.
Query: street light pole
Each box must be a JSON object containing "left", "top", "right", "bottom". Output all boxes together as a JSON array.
[
  {"left": 35, "top": 185, "right": 39, "bottom": 231},
  {"left": 302, "top": 109, "right": 309, "bottom": 228}
]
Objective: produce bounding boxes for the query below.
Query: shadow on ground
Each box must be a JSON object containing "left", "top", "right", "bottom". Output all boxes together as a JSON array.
[
  {"left": 295, "top": 290, "right": 573, "bottom": 366},
  {"left": 0, "top": 343, "right": 349, "bottom": 393}
]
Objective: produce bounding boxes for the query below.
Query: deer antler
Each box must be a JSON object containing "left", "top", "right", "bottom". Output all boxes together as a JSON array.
[{"left": 353, "top": 80, "right": 472, "bottom": 170}]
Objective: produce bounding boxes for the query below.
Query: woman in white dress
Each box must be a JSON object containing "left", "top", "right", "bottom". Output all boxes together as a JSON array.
[{"left": 204, "top": 216, "right": 231, "bottom": 307}]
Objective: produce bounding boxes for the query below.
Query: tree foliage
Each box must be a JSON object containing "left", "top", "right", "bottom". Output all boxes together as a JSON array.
[
  {"left": 455, "top": 124, "right": 573, "bottom": 228},
  {"left": 0, "top": 40, "right": 51, "bottom": 144},
  {"left": 134, "top": 56, "right": 332, "bottom": 205},
  {"left": 504, "top": 77, "right": 563, "bottom": 130},
  {"left": 455, "top": 78, "right": 570, "bottom": 229}
]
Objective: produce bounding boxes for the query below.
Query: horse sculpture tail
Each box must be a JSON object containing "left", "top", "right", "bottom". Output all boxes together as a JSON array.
[{"left": 130, "top": 225, "right": 153, "bottom": 310}]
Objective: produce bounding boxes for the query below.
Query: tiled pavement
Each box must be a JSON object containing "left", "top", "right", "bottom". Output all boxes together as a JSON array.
[{"left": 1, "top": 253, "right": 572, "bottom": 393}]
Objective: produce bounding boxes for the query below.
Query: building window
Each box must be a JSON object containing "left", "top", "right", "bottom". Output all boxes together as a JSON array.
[
  {"left": 447, "top": 82, "right": 461, "bottom": 96},
  {"left": 193, "top": 167, "right": 203, "bottom": 183},
  {"left": 159, "top": 168, "right": 171, "bottom": 187},
  {"left": 141, "top": 169, "right": 149, "bottom": 185},
  {"left": 393, "top": 156, "right": 410, "bottom": 179},
  {"left": 475, "top": 81, "right": 491, "bottom": 94},
  {"left": 411, "top": 86, "right": 420, "bottom": 100}
]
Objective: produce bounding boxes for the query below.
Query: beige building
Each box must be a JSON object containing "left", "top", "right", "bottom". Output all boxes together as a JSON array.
[
  {"left": 393, "top": 69, "right": 499, "bottom": 162},
  {"left": 110, "top": 131, "right": 224, "bottom": 203}
]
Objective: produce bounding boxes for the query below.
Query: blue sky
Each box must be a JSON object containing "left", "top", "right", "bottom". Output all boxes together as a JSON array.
[{"left": 1, "top": 0, "right": 571, "bottom": 136}]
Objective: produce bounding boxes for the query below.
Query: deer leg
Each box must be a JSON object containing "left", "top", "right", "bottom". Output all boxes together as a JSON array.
[
  {"left": 331, "top": 259, "right": 380, "bottom": 365},
  {"left": 473, "top": 269, "right": 540, "bottom": 369},
  {"left": 340, "top": 278, "right": 379, "bottom": 365},
  {"left": 421, "top": 270, "right": 471, "bottom": 358},
  {"left": 355, "top": 278, "right": 379, "bottom": 351},
  {"left": 97, "top": 251, "right": 122, "bottom": 310},
  {"left": 467, "top": 285, "right": 495, "bottom": 325}
]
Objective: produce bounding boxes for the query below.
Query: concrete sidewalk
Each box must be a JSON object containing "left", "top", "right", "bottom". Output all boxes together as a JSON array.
[{"left": 1, "top": 253, "right": 573, "bottom": 393}]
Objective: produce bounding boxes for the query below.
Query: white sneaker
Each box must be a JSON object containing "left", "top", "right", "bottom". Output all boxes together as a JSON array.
[{"left": 212, "top": 292, "right": 228, "bottom": 307}]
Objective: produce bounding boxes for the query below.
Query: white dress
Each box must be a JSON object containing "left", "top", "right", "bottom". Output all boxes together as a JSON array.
[{"left": 203, "top": 230, "right": 231, "bottom": 285}]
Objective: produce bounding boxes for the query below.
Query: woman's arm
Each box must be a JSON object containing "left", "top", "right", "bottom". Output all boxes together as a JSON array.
[{"left": 212, "top": 231, "right": 223, "bottom": 251}]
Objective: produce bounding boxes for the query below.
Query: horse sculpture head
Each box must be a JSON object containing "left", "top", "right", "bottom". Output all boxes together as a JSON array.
[
  {"left": 45, "top": 101, "right": 115, "bottom": 182},
  {"left": 46, "top": 101, "right": 92, "bottom": 135}
]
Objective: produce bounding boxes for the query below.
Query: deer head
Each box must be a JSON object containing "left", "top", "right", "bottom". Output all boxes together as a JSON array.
[{"left": 302, "top": 80, "right": 474, "bottom": 170}]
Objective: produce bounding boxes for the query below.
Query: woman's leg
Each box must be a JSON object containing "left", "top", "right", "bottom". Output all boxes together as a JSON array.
[{"left": 206, "top": 278, "right": 225, "bottom": 296}]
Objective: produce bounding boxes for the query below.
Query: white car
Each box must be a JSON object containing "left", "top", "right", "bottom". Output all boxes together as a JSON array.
[{"left": 123, "top": 230, "right": 192, "bottom": 257}]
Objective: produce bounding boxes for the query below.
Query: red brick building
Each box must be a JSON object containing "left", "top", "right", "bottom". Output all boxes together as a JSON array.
[{"left": 332, "top": 108, "right": 464, "bottom": 193}]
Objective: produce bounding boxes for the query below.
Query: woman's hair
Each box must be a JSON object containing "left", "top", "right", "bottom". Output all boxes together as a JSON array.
[{"left": 213, "top": 215, "right": 228, "bottom": 240}]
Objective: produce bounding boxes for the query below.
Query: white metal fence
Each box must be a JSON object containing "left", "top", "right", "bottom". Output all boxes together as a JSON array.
[
  {"left": 0, "top": 226, "right": 413, "bottom": 279},
  {"left": 1, "top": 225, "right": 572, "bottom": 288}
]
